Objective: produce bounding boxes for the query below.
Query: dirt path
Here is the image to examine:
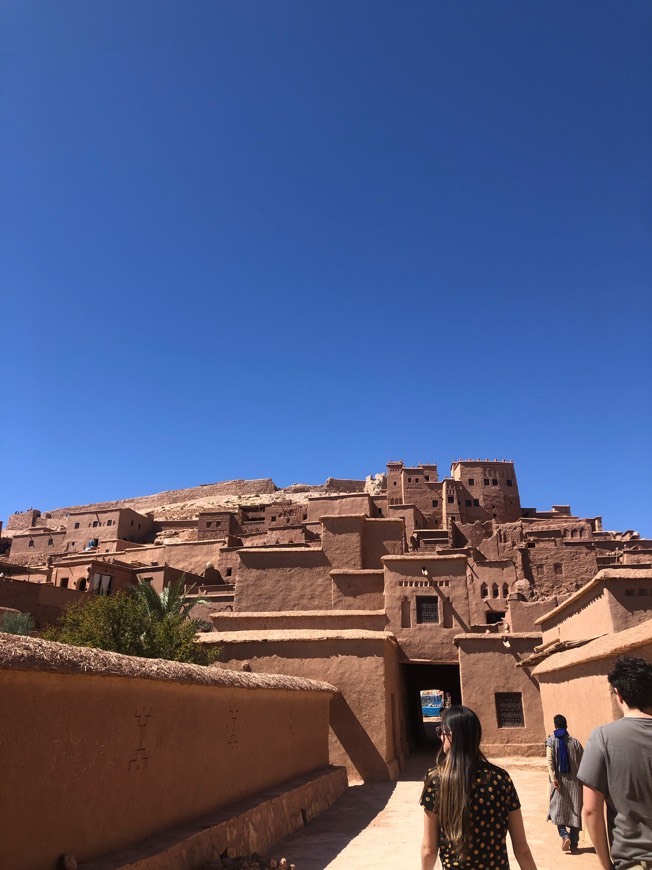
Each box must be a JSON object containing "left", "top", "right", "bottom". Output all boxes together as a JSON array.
[{"left": 269, "top": 754, "right": 601, "bottom": 869}]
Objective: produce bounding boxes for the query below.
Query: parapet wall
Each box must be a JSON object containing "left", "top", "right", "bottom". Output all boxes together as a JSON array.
[{"left": 0, "top": 635, "right": 336, "bottom": 870}]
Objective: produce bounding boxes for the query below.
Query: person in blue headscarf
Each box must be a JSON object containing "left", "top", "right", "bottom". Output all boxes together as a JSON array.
[{"left": 546, "top": 714, "right": 584, "bottom": 852}]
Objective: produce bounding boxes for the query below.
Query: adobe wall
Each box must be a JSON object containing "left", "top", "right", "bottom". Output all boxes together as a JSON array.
[
  {"left": 533, "top": 619, "right": 652, "bottom": 746},
  {"left": 455, "top": 634, "right": 545, "bottom": 756},
  {"left": 212, "top": 611, "right": 387, "bottom": 632},
  {"left": 361, "top": 518, "right": 404, "bottom": 568},
  {"left": 236, "top": 548, "right": 331, "bottom": 611},
  {"left": 330, "top": 570, "right": 385, "bottom": 610},
  {"left": 383, "top": 554, "right": 470, "bottom": 661},
  {"left": 508, "top": 598, "right": 557, "bottom": 633},
  {"left": 204, "top": 632, "right": 402, "bottom": 782},
  {"left": 51, "top": 559, "right": 137, "bottom": 594},
  {"left": 6, "top": 509, "right": 41, "bottom": 531},
  {"left": 607, "top": 577, "right": 652, "bottom": 631},
  {"left": 539, "top": 583, "right": 612, "bottom": 646},
  {"left": 451, "top": 461, "right": 521, "bottom": 524},
  {"left": 522, "top": 542, "right": 599, "bottom": 599},
  {"left": 117, "top": 540, "right": 227, "bottom": 576},
  {"left": 324, "top": 478, "right": 367, "bottom": 493},
  {"left": 0, "top": 635, "right": 334, "bottom": 870},
  {"left": 0, "top": 577, "right": 85, "bottom": 627},
  {"left": 321, "top": 515, "right": 364, "bottom": 568},
  {"left": 537, "top": 572, "right": 652, "bottom": 645},
  {"left": 307, "top": 494, "right": 372, "bottom": 523},
  {"left": 468, "top": 560, "right": 517, "bottom": 626},
  {"left": 9, "top": 529, "right": 66, "bottom": 557}
]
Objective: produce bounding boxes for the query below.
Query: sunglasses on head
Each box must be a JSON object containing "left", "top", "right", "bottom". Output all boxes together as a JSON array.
[{"left": 435, "top": 726, "right": 451, "bottom": 739}]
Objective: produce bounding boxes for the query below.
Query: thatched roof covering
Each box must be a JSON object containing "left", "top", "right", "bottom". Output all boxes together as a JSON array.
[
  {"left": 0, "top": 633, "right": 337, "bottom": 693},
  {"left": 197, "top": 629, "right": 395, "bottom": 643}
]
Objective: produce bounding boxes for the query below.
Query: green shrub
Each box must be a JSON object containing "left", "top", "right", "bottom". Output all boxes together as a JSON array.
[
  {"left": 0, "top": 611, "right": 36, "bottom": 635},
  {"left": 44, "top": 587, "right": 219, "bottom": 665}
]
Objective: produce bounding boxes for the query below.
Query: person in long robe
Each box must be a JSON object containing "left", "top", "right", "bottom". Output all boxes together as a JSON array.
[{"left": 546, "top": 713, "right": 584, "bottom": 852}]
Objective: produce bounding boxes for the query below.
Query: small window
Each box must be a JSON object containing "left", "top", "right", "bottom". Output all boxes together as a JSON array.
[
  {"left": 138, "top": 523, "right": 141, "bottom": 529},
  {"left": 496, "top": 693, "right": 524, "bottom": 728},
  {"left": 506, "top": 479, "right": 513, "bottom": 487},
  {"left": 303, "top": 513, "right": 308, "bottom": 521},
  {"left": 425, "top": 475, "right": 429, "bottom": 482},
  {"left": 468, "top": 478, "right": 475, "bottom": 486},
  {"left": 625, "top": 589, "right": 637, "bottom": 597},
  {"left": 407, "top": 477, "right": 412, "bottom": 483},
  {"left": 48, "top": 538, "right": 54, "bottom": 546},
  {"left": 432, "top": 500, "right": 439, "bottom": 507},
  {"left": 271, "top": 516, "right": 276, "bottom": 522},
  {"left": 225, "top": 567, "right": 233, "bottom": 577},
  {"left": 206, "top": 522, "right": 213, "bottom": 528},
  {"left": 60, "top": 577, "right": 69, "bottom": 588},
  {"left": 502, "top": 583, "right": 509, "bottom": 598},
  {"left": 28, "top": 539, "right": 34, "bottom": 547},
  {"left": 492, "top": 583, "right": 500, "bottom": 598},
  {"left": 473, "top": 499, "right": 480, "bottom": 507},
  {"left": 492, "top": 479, "right": 498, "bottom": 486},
  {"left": 416, "top": 597, "right": 439, "bottom": 624},
  {"left": 638, "top": 588, "right": 649, "bottom": 596},
  {"left": 481, "top": 583, "right": 489, "bottom": 599},
  {"left": 106, "top": 519, "right": 113, "bottom": 526},
  {"left": 486, "top": 610, "right": 505, "bottom": 625},
  {"left": 74, "top": 522, "right": 80, "bottom": 529},
  {"left": 554, "top": 564, "right": 563, "bottom": 576},
  {"left": 484, "top": 479, "right": 490, "bottom": 486},
  {"left": 447, "top": 496, "right": 454, "bottom": 504},
  {"left": 465, "top": 500, "right": 472, "bottom": 507},
  {"left": 91, "top": 520, "right": 98, "bottom": 528},
  {"left": 131, "top": 520, "right": 134, "bottom": 526}
]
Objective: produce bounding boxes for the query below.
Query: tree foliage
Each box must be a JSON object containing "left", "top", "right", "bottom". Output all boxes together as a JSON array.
[
  {"left": 0, "top": 610, "right": 36, "bottom": 635},
  {"left": 44, "top": 582, "right": 218, "bottom": 665}
]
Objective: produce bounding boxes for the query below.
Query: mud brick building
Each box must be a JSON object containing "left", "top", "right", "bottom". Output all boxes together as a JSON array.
[{"left": 2, "top": 456, "right": 651, "bottom": 781}]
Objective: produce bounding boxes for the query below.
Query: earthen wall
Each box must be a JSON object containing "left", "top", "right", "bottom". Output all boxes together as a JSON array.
[
  {"left": 0, "top": 636, "right": 333, "bottom": 870},
  {"left": 456, "top": 634, "right": 545, "bottom": 756}
]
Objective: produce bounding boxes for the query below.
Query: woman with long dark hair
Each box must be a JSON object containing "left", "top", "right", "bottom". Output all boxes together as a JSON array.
[{"left": 420, "top": 706, "right": 538, "bottom": 869}]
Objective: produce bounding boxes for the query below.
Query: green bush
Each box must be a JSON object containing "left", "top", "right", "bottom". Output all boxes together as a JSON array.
[
  {"left": 0, "top": 611, "right": 36, "bottom": 635},
  {"left": 44, "top": 585, "right": 218, "bottom": 665}
]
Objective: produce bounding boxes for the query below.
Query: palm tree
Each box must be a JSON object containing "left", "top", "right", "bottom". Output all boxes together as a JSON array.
[{"left": 130, "top": 576, "right": 206, "bottom": 621}]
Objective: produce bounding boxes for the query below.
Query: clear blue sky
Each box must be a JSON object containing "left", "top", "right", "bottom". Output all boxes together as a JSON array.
[{"left": 1, "top": 1, "right": 650, "bottom": 535}]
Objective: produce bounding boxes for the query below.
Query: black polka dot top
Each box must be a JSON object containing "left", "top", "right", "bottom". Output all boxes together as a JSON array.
[{"left": 420, "top": 762, "right": 521, "bottom": 869}]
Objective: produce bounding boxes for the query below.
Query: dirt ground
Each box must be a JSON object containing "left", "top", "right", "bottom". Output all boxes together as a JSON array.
[{"left": 269, "top": 753, "right": 601, "bottom": 869}]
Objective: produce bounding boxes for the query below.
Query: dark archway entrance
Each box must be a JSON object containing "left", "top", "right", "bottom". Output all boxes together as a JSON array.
[{"left": 402, "top": 662, "right": 461, "bottom": 751}]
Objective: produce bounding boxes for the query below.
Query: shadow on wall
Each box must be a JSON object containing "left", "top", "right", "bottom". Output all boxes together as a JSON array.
[{"left": 330, "top": 694, "right": 393, "bottom": 782}]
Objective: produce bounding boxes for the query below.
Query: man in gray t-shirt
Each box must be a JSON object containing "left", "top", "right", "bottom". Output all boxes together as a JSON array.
[{"left": 577, "top": 656, "right": 652, "bottom": 870}]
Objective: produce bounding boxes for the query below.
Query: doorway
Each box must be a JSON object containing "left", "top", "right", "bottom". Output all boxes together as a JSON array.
[{"left": 402, "top": 662, "right": 461, "bottom": 751}]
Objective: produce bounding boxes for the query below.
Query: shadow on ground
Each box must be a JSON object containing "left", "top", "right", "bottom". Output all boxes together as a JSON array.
[{"left": 268, "top": 753, "right": 432, "bottom": 870}]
